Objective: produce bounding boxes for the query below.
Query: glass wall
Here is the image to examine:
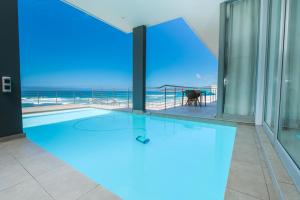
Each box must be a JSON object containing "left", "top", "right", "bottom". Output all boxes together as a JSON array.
[
  {"left": 278, "top": 0, "right": 300, "bottom": 168},
  {"left": 223, "top": 0, "right": 260, "bottom": 118},
  {"left": 264, "top": 0, "right": 282, "bottom": 132}
]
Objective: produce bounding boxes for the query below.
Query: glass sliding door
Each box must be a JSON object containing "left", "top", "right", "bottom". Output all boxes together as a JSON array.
[
  {"left": 223, "top": 0, "right": 260, "bottom": 120},
  {"left": 278, "top": 0, "right": 300, "bottom": 168},
  {"left": 261, "top": 0, "right": 300, "bottom": 187},
  {"left": 264, "top": 0, "right": 282, "bottom": 132}
]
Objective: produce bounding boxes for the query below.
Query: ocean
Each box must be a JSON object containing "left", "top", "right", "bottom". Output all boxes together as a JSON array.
[{"left": 21, "top": 90, "right": 190, "bottom": 108}]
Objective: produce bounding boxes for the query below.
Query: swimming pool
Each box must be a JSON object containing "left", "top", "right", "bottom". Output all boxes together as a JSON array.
[{"left": 23, "top": 108, "right": 236, "bottom": 200}]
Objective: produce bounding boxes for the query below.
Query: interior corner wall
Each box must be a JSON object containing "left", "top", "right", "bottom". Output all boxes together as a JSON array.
[
  {"left": 255, "top": 0, "right": 269, "bottom": 125},
  {"left": 0, "top": 0, "right": 23, "bottom": 137}
]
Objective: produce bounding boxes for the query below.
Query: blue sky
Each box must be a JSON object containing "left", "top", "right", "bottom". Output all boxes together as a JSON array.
[{"left": 18, "top": 0, "right": 217, "bottom": 90}]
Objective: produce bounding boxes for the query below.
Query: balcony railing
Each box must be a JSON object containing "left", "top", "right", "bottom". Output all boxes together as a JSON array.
[
  {"left": 146, "top": 85, "right": 217, "bottom": 110},
  {"left": 21, "top": 85, "right": 217, "bottom": 110}
]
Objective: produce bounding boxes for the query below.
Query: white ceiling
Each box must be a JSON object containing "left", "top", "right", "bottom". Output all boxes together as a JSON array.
[{"left": 62, "top": 0, "right": 223, "bottom": 57}]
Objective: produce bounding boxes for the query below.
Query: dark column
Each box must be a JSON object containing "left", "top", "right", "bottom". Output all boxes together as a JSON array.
[
  {"left": 217, "top": 2, "right": 227, "bottom": 119},
  {"left": 0, "top": 0, "right": 23, "bottom": 137},
  {"left": 132, "top": 25, "right": 146, "bottom": 112}
]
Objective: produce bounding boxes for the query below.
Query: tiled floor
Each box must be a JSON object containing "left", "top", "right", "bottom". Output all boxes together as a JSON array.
[
  {"left": 0, "top": 138, "right": 120, "bottom": 200},
  {"left": 1, "top": 109, "right": 298, "bottom": 199},
  {"left": 22, "top": 104, "right": 88, "bottom": 114},
  {"left": 225, "top": 125, "right": 279, "bottom": 200},
  {"left": 148, "top": 101, "right": 217, "bottom": 119},
  {"left": 256, "top": 127, "right": 300, "bottom": 200}
]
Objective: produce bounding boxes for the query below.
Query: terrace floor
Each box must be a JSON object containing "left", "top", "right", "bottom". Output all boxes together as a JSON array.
[
  {"left": 148, "top": 101, "right": 217, "bottom": 119},
  {"left": 7, "top": 105, "right": 298, "bottom": 200}
]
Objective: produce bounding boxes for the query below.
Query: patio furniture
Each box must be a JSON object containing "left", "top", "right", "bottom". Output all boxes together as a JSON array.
[{"left": 185, "top": 90, "right": 201, "bottom": 106}]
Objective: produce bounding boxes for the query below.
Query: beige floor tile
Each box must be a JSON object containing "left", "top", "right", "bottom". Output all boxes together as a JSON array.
[
  {"left": 225, "top": 189, "right": 260, "bottom": 200},
  {"left": 263, "top": 142, "right": 280, "bottom": 161},
  {"left": 257, "top": 129, "right": 271, "bottom": 144},
  {"left": 270, "top": 158, "right": 294, "bottom": 185},
  {"left": 36, "top": 166, "right": 97, "bottom": 200},
  {"left": 0, "top": 152, "right": 18, "bottom": 169},
  {"left": 234, "top": 131, "right": 256, "bottom": 144},
  {"left": 0, "top": 162, "right": 32, "bottom": 191},
  {"left": 0, "top": 179, "right": 52, "bottom": 200},
  {"left": 227, "top": 161, "right": 269, "bottom": 200},
  {"left": 267, "top": 182, "right": 280, "bottom": 200},
  {"left": 261, "top": 167, "right": 272, "bottom": 184},
  {"left": 237, "top": 125, "right": 256, "bottom": 135},
  {"left": 280, "top": 182, "right": 300, "bottom": 200},
  {"left": 232, "top": 143, "right": 260, "bottom": 165},
  {"left": 0, "top": 138, "right": 44, "bottom": 160},
  {"left": 257, "top": 149, "right": 267, "bottom": 169},
  {"left": 78, "top": 186, "right": 121, "bottom": 200},
  {"left": 18, "top": 151, "right": 65, "bottom": 177},
  {"left": 235, "top": 131, "right": 257, "bottom": 147},
  {"left": 255, "top": 126, "right": 300, "bottom": 200},
  {"left": 260, "top": 161, "right": 279, "bottom": 199},
  {"left": 234, "top": 134, "right": 257, "bottom": 146}
]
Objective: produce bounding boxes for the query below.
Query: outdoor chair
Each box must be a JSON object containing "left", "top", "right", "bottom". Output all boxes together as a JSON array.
[{"left": 185, "top": 90, "right": 201, "bottom": 106}]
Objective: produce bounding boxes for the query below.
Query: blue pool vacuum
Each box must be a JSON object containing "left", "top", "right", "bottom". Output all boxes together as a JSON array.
[{"left": 136, "top": 136, "right": 150, "bottom": 144}]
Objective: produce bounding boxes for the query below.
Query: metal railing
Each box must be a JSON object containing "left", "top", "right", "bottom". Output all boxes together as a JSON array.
[
  {"left": 21, "top": 89, "right": 132, "bottom": 109},
  {"left": 91, "top": 89, "right": 132, "bottom": 108},
  {"left": 21, "top": 85, "right": 217, "bottom": 110},
  {"left": 145, "top": 85, "right": 217, "bottom": 110}
]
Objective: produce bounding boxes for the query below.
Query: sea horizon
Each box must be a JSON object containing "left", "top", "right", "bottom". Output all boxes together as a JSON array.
[{"left": 21, "top": 86, "right": 217, "bottom": 108}]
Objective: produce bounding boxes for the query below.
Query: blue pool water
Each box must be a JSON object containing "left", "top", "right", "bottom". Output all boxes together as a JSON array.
[{"left": 23, "top": 108, "right": 236, "bottom": 200}]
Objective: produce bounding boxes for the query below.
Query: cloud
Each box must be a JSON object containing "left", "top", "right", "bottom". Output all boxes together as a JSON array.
[
  {"left": 196, "top": 73, "right": 202, "bottom": 80},
  {"left": 195, "top": 73, "right": 217, "bottom": 86}
]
